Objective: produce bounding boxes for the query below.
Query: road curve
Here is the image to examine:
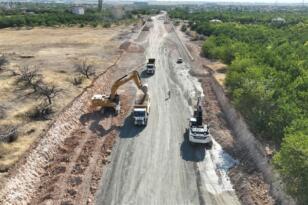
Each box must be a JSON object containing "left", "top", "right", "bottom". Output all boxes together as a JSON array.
[{"left": 95, "top": 14, "right": 241, "bottom": 205}]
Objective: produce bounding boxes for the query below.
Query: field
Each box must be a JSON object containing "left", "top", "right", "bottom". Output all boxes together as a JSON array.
[{"left": 0, "top": 25, "right": 133, "bottom": 177}]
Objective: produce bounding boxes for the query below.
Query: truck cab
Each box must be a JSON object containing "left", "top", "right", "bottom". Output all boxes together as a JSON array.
[
  {"left": 133, "top": 108, "right": 148, "bottom": 126},
  {"left": 146, "top": 58, "right": 156, "bottom": 75}
]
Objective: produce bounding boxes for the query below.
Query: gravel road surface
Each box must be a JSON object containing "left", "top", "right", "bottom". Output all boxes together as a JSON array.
[{"left": 96, "top": 14, "right": 241, "bottom": 205}]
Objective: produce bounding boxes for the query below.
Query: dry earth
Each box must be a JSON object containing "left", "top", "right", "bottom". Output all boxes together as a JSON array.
[
  {"left": 0, "top": 25, "right": 138, "bottom": 184},
  {"left": 0, "top": 14, "right": 284, "bottom": 205}
]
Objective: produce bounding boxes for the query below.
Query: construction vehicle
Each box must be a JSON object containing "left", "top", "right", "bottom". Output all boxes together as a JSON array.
[
  {"left": 177, "top": 58, "right": 183, "bottom": 64},
  {"left": 188, "top": 97, "right": 213, "bottom": 147},
  {"left": 91, "top": 70, "right": 148, "bottom": 115},
  {"left": 133, "top": 89, "right": 150, "bottom": 126},
  {"left": 146, "top": 58, "right": 156, "bottom": 75}
]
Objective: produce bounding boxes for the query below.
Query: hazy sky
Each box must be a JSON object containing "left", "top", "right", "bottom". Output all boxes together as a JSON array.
[{"left": 156, "top": 0, "right": 304, "bottom": 3}]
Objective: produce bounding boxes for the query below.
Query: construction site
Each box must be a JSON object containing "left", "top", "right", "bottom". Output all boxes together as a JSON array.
[{"left": 0, "top": 12, "right": 294, "bottom": 205}]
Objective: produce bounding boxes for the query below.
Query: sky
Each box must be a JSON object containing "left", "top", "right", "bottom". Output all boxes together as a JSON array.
[
  {"left": 151, "top": 0, "right": 304, "bottom": 3},
  {"left": 0, "top": 0, "right": 304, "bottom": 4}
]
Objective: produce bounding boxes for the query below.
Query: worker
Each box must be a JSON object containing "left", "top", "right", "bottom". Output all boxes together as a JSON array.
[{"left": 168, "top": 90, "right": 171, "bottom": 98}]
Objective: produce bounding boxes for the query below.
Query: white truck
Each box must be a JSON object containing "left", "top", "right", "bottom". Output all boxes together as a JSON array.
[
  {"left": 133, "top": 89, "right": 150, "bottom": 126},
  {"left": 146, "top": 58, "right": 156, "bottom": 75},
  {"left": 188, "top": 97, "right": 213, "bottom": 147}
]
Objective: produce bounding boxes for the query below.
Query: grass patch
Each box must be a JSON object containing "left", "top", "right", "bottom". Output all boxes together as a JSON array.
[{"left": 0, "top": 136, "right": 35, "bottom": 172}]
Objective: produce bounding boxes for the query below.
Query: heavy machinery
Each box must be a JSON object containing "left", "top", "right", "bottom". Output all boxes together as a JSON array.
[
  {"left": 177, "top": 58, "right": 183, "bottom": 64},
  {"left": 146, "top": 58, "right": 156, "bottom": 75},
  {"left": 91, "top": 70, "right": 148, "bottom": 116},
  {"left": 188, "top": 97, "right": 213, "bottom": 147},
  {"left": 133, "top": 89, "right": 150, "bottom": 126}
]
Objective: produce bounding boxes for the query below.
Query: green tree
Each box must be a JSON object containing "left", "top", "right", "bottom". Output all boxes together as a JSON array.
[{"left": 273, "top": 130, "right": 308, "bottom": 205}]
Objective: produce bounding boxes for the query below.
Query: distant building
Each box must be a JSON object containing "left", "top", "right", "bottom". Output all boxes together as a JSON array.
[
  {"left": 71, "top": 7, "right": 85, "bottom": 15},
  {"left": 271, "top": 17, "right": 286, "bottom": 25},
  {"left": 210, "top": 19, "right": 222, "bottom": 23}
]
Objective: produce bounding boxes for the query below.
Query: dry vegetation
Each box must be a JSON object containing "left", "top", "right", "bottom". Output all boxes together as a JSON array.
[{"left": 0, "top": 26, "right": 127, "bottom": 175}]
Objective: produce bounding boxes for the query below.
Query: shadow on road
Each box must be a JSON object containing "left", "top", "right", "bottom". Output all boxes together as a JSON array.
[
  {"left": 180, "top": 130, "right": 206, "bottom": 162},
  {"left": 79, "top": 109, "right": 119, "bottom": 137},
  {"left": 140, "top": 69, "right": 152, "bottom": 79},
  {"left": 119, "top": 113, "right": 145, "bottom": 139}
]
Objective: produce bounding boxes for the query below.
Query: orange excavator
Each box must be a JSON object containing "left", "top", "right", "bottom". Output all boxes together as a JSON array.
[{"left": 91, "top": 70, "right": 148, "bottom": 115}]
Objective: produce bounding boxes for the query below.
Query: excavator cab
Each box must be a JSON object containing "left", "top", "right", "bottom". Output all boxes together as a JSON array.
[{"left": 188, "top": 97, "right": 213, "bottom": 147}]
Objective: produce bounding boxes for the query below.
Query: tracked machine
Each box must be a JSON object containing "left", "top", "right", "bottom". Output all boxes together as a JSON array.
[
  {"left": 91, "top": 71, "right": 150, "bottom": 125},
  {"left": 188, "top": 97, "right": 213, "bottom": 147}
]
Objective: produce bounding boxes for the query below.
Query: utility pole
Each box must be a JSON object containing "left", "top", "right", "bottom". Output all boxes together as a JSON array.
[{"left": 98, "top": 0, "right": 103, "bottom": 11}]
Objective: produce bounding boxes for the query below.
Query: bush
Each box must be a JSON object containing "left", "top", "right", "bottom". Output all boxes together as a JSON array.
[
  {"left": 0, "top": 125, "right": 18, "bottom": 143},
  {"left": 91, "top": 22, "right": 98, "bottom": 28},
  {"left": 0, "top": 55, "right": 8, "bottom": 70},
  {"left": 103, "top": 22, "right": 111, "bottom": 28},
  {"left": 71, "top": 75, "right": 84, "bottom": 86},
  {"left": 26, "top": 103, "right": 53, "bottom": 121},
  {"left": 0, "top": 106, "right": 6, "bottom": 119},
  {"left": 181, "top": 24, "right": 187, "bottom": 32}
]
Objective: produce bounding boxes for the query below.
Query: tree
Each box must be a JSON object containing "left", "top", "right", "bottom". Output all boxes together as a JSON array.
[
  {"left": 16, "top": 66, "right": 42, "bottom": 91},
  {"left": 273, "top": 131, "right": 308, "bottom": 205},
  {"left": 75, "top": 60, "right": 95, "bottom": 79},
  {"left": 37, "top": 84, "right": 62, "bottom": 105}
]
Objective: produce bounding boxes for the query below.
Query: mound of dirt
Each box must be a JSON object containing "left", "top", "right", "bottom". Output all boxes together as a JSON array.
[{"left": 119, "top": 41, "right": 144, "bottom": 53}]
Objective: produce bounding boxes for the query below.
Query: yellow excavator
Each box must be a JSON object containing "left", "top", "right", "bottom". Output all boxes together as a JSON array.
[{"left": 91, "top": 70, "right": 148, "bottom": 115}]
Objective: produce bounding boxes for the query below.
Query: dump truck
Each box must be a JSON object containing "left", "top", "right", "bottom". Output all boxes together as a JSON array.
[
  {"left": 91, "top": 70, "right": 147, "bottom": 115},
  {"left": 188, "top": 97, "right": 213, "bottom": 147},
  {"left": 133, "top": 89, "right": 150, "bottom": 126},
  {"left": 146, "top": 58, "right": 156, "bottom": 75}
]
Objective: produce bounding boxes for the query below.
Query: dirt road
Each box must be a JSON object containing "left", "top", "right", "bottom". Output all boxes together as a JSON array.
[{"left": 96, "top": 15, "right": 240, "bottom": 205}]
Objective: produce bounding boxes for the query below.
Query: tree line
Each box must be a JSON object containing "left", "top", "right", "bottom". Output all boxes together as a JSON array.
[
  {"left": 0, "top": 5, "right": 162, "bottom": 29},
  {"left": 0, "top": 8, "right": 113, "bottom": 28},
  {"left": 170, "top": 8, "right": 308, "bottom": 204}
]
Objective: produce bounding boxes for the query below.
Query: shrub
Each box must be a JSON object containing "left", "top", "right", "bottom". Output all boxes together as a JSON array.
[
  {"left": 0, "top": 56, "right": 8, "bottom": 70},
  {"left": 71, "top": 75, "right": 84, "bottom": 86},
  {"left": 181, "top": 24, "right": 187, "bottom": 32},
  {"left": 0, "top": 125, "right": 18, "bottom": 143},
  {"left": 26, "top": 103, "right": 53, "bottom": 121}
]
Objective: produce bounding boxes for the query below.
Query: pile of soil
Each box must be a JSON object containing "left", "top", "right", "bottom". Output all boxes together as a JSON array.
[{"left": 119, "top": 41, "right": 144, "bottom": 53}]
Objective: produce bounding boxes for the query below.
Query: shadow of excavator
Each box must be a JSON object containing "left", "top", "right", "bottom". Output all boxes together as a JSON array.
[
  {"left": 80, "top": 109, "right": 119, "bottom": 137},
  {"left": 80, "top": 109, "right": 145, "bottom": 139}
]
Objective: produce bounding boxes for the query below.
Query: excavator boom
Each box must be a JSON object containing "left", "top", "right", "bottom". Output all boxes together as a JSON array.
[
  {"left": 91, "top": 70, "right": 147, "bottom": 114},
  {"left": 110, "top": 70, "right": 145, "bottom": 100}
]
